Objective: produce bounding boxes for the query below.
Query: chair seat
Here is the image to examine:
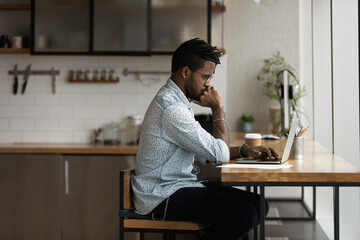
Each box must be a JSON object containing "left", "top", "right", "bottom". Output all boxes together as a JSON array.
[{"left": 120, "top": 209, "right": 208, "bottom": 231}]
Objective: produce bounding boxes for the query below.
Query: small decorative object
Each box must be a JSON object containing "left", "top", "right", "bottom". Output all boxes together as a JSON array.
[
  {"left": 257, "top": 52, "right": 306, "bottom": 135},
  {"left": 241, "top": 114, "right": 255, "bottom": 132}
]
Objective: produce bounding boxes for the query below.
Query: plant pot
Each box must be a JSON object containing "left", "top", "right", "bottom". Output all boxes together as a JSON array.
[{"left": 243, "top": 122, "right": 252, "bottom": 132}]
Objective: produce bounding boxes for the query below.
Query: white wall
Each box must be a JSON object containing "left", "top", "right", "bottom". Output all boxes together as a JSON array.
[
  {"left": 223, "top": 0, "right": 300, "bottom": 132},
  {"left": 0, "top": 54, "right": 227, "bottom": 143}
]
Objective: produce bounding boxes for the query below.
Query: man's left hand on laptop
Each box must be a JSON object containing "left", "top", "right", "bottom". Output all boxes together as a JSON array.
[{"left": 243, "top": 145, "right": 278, "bottom": 160}]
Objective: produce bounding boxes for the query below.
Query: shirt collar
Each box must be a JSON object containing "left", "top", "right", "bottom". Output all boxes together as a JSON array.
[{"left": 167, "top": 79, "right": 192, "bottom": 108}]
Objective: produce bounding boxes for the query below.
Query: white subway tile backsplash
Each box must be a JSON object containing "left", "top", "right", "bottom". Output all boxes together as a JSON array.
[
  {"left": 73, "top": 106, "right": 98, "bottom": 118},
  {"left": 0, "top": 93, "right": 9, "bottom": 105},
  {"left": 83, "top": 119, "right": 109, "bottom": 130},
  {"left": 36, "top": 93, "right": 60, "bottom": 105},
  {"left": 85, "top": 93, "right": 111, "bottom": 106},
  {"left": 98, "top": 106, "right": 124, "bottom": 119},
  {"left": 112, "top": 93, "right": 138, "bottom": 106},
  {"left": 48, "top": 106, "right": 73, "bottom": 118},
  {"left": 23, "top": 106, "right": 48, "bottom": 118},
  {"left": 60, "top": 119, "right": 84, "bottom": 131},
  {"left": 10, "top": 94, "right": 36, "bottom": 105},
  {"left": 36, "top": 119, "right": 59, "bottom": 131},
  {"left": 0, "top": 131, "right": 22, "bottom": 143},
  {"left": 73, "top": 131, "right": 92, "bottom": 143},
  {"left": 48, "top": 131, "right": 72, "bottom": 143},
  {"left": 23, "top": 131, "right": 48, "bottom": 143},
  {"left": 0, "top": 106, "right": 21, "bottom": 118},
  {"left": 11, "top": 119, "right": 35, "bottom": 130},
  {"left": 60, "top": 93, "right": 86, "bottom": 105},
  {"left": 0, "top": 79, "right": 12, "bottom": 93},
  {"left": 0, "top": 54, "right": 227, "bottom": 143},
  {"left": 0, "top": 119, "right": 9, "bottom": 130}
]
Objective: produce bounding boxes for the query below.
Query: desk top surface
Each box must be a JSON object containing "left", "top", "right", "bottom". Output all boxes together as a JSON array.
[{"left": 222, "top": 133, "right": 360, "bottom": 183}]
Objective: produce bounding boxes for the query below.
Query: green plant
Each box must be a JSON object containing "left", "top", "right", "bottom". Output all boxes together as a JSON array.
[
  {"left": 241, "top": 114, "right": 255, "bottom": 123},
  {"left": 257, "top": 51, "right": 305, "bottom": 106}
]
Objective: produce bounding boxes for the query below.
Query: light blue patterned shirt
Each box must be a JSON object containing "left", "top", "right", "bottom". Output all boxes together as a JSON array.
[{"left": 131, "top": 79, "right": 230, "bottom": 215}]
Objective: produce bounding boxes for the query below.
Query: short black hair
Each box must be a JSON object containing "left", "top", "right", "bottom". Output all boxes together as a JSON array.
[{"left": 171, "top": 38, "right": 222, "bottom": 73}]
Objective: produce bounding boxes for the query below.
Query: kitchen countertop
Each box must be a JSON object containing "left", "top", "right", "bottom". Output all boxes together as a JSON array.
[
  {"left": 0, "top": 132, "right": 261, "bottom": 155},
  {"left": 0, "top": 143, "right": 138, "bottom": 155}
]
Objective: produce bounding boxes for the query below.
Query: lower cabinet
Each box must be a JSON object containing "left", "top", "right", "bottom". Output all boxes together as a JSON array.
[
  {"left": 0, "top": 154, "right": 136, "bottom": 240},
  {"left": 0, "top": 154, "right": 61, "bottom": 240},
  {"left": 61, "top": 155, "right": 136, "bottom": 240}
]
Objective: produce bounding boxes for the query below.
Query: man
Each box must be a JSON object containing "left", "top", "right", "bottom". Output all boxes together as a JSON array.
[{"left": 132, "top": 38, "right": 278, "bottom": 240}]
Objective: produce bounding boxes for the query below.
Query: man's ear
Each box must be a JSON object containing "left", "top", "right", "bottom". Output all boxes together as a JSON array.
[{"left": 181, "top": 66, "right": 190, "bottom": 79}]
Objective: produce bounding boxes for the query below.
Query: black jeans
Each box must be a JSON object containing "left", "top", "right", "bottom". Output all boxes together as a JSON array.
[{"left": 147, "top": 181, "right": 269, "bottom": 240}]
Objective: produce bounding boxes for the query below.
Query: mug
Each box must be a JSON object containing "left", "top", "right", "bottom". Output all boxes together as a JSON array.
[
  {"left": 0, "top": 35, "right": 11, "bottom": 48},
  {"left": 12, "top": 36, "right": 22, "bottom": 49}
]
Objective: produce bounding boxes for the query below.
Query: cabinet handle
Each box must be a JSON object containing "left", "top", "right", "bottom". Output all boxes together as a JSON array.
[{"left": 65, "top": 160, "right": 69, "bottom": 195}]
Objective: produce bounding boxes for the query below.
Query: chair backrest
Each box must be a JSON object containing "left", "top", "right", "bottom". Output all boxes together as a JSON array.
[{"left": 120, "top": 169, "right": 135, "bottom": 210}]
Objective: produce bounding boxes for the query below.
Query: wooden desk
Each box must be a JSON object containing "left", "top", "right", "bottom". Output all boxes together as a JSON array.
[{"left": 223, "top": 135, "right": 360, "bottom": 240}]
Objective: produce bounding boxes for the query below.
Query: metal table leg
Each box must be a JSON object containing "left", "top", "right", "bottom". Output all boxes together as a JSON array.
[
  {"left": 334, "top": 186, "right": 339, "bottom": 240},
  {"left": 260, "top": 185, "right": 265, "bottom": 240}
]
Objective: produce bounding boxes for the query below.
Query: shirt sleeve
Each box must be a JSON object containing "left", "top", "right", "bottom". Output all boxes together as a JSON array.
[{"left": 162, "top": 104, "right": 229, "bottom": 164}]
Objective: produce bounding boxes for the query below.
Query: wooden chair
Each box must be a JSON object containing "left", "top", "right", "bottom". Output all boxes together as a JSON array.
[{"left": 119, "top": 169, "right": 209, "bottom": 240}]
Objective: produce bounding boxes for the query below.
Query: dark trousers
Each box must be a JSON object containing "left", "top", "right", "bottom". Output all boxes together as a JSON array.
[{"left": 148, "top": 181, "right": 269, "bottom": 240}]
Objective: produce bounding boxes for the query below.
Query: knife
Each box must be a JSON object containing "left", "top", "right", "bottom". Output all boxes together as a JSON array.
[
  {"left": 21, "top": 64, "right": 31, "bottom": 94},
  {"left": 51, "top": 67, "right": 56, "bottom": 94},
  {"left": 13, "top": 64, "right": 18, "bottom": 95}
]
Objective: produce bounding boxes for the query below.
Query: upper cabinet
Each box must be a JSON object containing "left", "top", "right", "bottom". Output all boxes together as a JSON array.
[
  {"left": 33, "top": 0, "right": 90, "bottom": 53},
  {"left": 0, "top": 1, "right": 31, "bottom": 54},
  {"left": 32, "top": 0, "right": 211, "bottom": 55}
]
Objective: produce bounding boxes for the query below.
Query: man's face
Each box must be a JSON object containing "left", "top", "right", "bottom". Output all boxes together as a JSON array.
[{"left": 185, "top": 61, "right": 216, "bottom": 101}]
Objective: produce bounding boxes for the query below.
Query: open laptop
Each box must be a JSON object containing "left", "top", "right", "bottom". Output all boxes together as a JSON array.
[{"left": 236, "top": 118, "right": 299, "bottom": 164}]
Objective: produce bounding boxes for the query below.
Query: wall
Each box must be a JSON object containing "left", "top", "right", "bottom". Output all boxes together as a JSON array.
[
  {"left": 223, "top": 0, "right": 300, "bottom": 132},
  {"left": 0, "top": 54, "right": 227, "bottom": 143}
]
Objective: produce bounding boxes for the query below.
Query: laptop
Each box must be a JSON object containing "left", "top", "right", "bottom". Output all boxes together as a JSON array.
[{"left": 236, "top": 118, "right": 299, "bottom": 164}]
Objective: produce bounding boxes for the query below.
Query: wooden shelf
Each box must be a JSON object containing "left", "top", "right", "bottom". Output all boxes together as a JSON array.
[
  {"left": 211, "top": 5, "right": 226, "bottom": 12},
  {"left": 0, "top": 48, "right": 30, "bottom": 54},
  {"left": 0, "top": 4, "right": 31, "bottom": 10},
  {"left": 69, "top": 77, "right": 120, "bottom": 83},
  {"left": 217, "top": 48, "right": 226, "bottom": 55}
]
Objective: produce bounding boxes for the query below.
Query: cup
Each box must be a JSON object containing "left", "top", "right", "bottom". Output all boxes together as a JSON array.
[
  {"left": 0, "top": 35, "right": 11, "bottom": 48},
  {"left": 245, "top": 133, "right": 262, "bottom": 147},
  {"left": 12, "top": 36, "right": 22, "bottom": 49},
  {"left": 289, "top": 137, "right": 304, "bottom": 160}
]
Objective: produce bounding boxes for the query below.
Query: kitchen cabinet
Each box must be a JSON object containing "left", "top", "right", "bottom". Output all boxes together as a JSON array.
[
  {"left": 0, "top": 154, "right": 61, "bottom": 240},
  {"left": 61, "top": 155, "right": 136, "bottom": 240},
  {"left": 0, "top": 153, "right": 137, "bottom": 240},
  {"left": 32, "top": 0, "right": 210, "bottom": 55},
  {"left": 0, "top": 2, "right": 31, "bottom": 54}
]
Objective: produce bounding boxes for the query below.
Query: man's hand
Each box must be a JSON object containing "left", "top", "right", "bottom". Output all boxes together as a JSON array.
[
  {"left": 192, "top": 86, "right": 223, "bottom": 109},
  {"left": 243, "top": 145, "right": 278, "bottom": 160}
]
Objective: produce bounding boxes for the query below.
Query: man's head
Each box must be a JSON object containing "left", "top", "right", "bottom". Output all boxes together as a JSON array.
[
  {"left": 171, "top": 38, "right": 221, "bottom": 73},
  {"left": 171, "top": 38, "right": 222, "bottom": 101}
]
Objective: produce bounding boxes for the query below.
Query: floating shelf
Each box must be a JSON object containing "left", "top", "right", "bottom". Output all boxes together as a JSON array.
[
  {"left": 69, "top": 77, "right": 120, "bottom": 83},
  {"left": 0, "top": 4, "right": 31, "bottom": 10},
  {"left": 211, "top": 5, "right": 226, "bottom": 12},
  {"left": 0, "top": 48, "right": 30, "bottom": 54}
]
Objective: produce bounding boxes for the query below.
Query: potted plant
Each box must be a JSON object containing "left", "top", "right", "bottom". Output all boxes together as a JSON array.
[
  {"left": 257, "top": 52, "right": 306, "bottom": 134},
  {"left": 241, "top": 114, "right": 255, "bottom": 132}
]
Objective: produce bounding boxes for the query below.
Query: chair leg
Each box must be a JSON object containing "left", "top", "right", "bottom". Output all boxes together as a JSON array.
[{"left": 140, "top": 232, "right": 145, "bottom": 240}]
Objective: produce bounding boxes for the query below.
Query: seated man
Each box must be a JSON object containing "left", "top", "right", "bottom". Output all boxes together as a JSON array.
[{"left": 131, "top": 38, "right": 278, "bottom": 240}]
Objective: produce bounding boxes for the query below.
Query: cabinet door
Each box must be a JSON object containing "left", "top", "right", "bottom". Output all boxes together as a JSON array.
[
  {"left": 151, "top": 0, "right": 210, "bottom": 53},
  {"left": 93, "top": 0, "right": 148, "bottom": 53},
  {"left": 0, "top": 154, "right": 61, "bottom": 240},
  {"left": 33, "top": 0, "right": 90, "bottom": 52},
  {"left": 62, "top": 155, "right": 137, "bottom": 240}
]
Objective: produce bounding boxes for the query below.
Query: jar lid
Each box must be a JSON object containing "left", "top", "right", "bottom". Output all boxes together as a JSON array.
[{"left": 245, "top": 133, "right": 262, "bottom": 139}]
